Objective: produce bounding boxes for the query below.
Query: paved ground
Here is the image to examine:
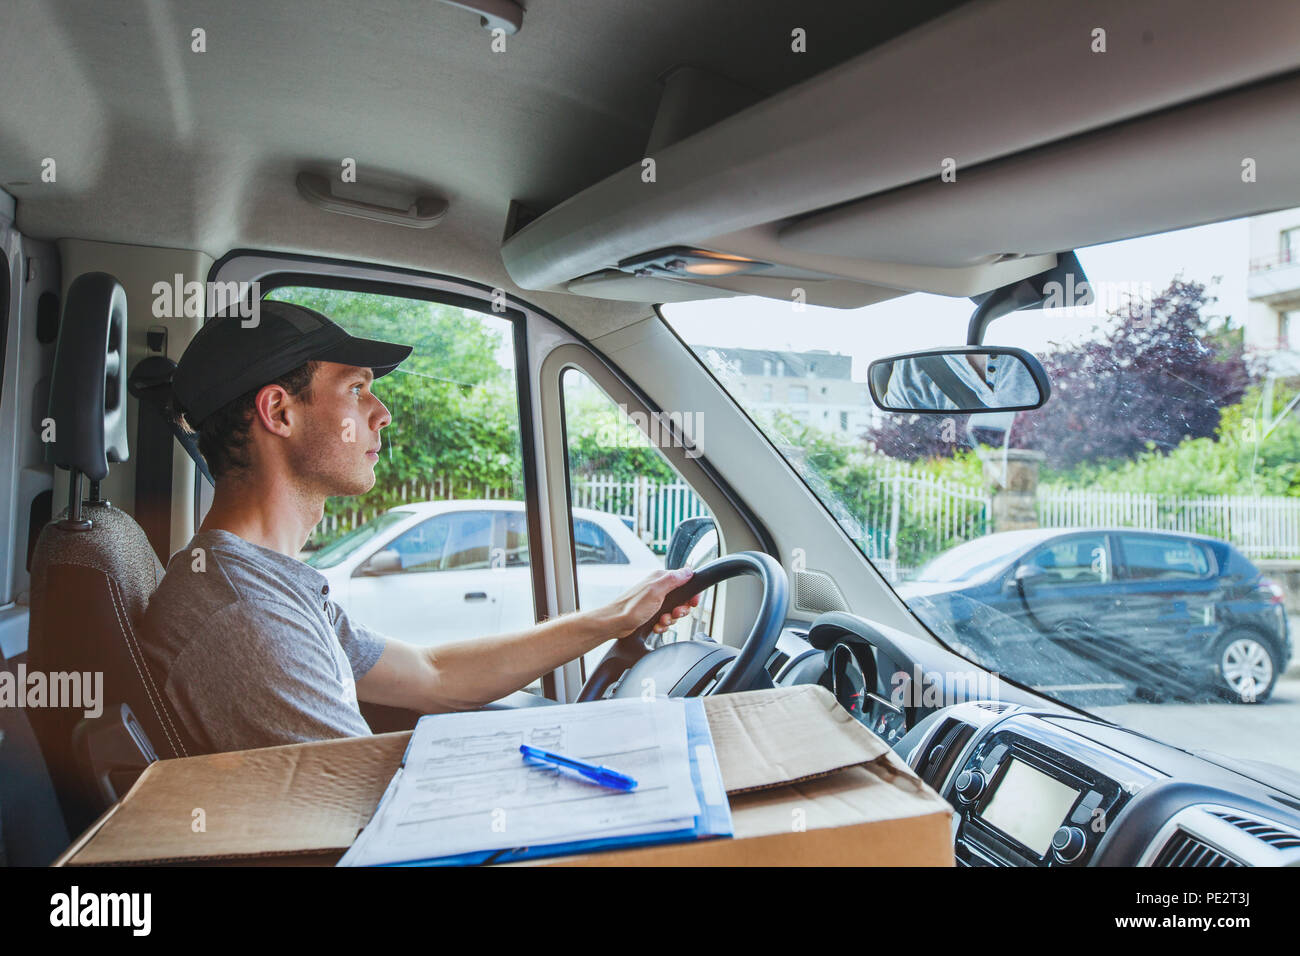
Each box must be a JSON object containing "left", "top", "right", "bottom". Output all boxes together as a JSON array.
[{"left": 1090, "top": 669, "right": 1300, "bottom": 777}]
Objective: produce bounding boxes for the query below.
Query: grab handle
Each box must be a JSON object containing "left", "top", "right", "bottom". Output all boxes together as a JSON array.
[{"left": 295, "top": 172, "right": 449, "bottom": 229}]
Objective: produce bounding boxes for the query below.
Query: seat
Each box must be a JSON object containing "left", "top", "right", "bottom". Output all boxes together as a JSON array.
[{"left": 26, "top": 272, "right": 196, "bottom": 839}]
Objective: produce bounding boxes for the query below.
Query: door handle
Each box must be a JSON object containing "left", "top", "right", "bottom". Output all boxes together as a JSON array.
[{"left": 464, "top": 592, "right": 488, "bottom": 602}]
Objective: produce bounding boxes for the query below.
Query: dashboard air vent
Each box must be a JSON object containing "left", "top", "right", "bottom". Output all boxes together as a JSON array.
[
  {"left": 1152, "top": 830, "right": 1242, "bottom": 867},
  {"left": 1209, "top": 811, "right": 1300, "bottom": 849},
  {"left": 913, "top": 717, "right": 975, "bottom": 789}
]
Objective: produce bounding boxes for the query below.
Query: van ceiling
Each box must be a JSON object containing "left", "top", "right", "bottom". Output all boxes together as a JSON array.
[{"left": 0, "top": 0, "right": 966, "bottom": 335}]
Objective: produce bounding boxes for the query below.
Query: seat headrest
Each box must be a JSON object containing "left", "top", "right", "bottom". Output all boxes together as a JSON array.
[{"left": 45, "top": 273, "right": 129, "bottom": 480}]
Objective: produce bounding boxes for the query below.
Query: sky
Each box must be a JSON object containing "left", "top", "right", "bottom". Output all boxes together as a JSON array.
[{"left": 663, "top": 216, "right": 1255, "bottom": 380}]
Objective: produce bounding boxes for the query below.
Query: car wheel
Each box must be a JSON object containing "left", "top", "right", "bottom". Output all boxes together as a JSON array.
[{"left": 1213, "top": 631, "right": 1279, "bottom": 703}]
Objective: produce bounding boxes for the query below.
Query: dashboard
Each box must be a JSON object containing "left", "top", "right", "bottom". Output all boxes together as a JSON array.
[{"left": 766, "top": 610, "right": 1300, "bottom": 867}]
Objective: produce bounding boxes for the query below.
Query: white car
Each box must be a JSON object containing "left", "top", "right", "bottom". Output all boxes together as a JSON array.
[{"left": 303, "top": 501, "right": 663, "bottom": 657}]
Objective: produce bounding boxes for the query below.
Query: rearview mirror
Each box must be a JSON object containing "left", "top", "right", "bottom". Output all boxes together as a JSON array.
[{"left": 867, "top": 346, "right": 1050, "bottom": 414}]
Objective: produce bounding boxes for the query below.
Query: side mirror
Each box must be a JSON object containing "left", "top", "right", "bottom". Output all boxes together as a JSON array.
[
  {"left": 359, "top": 548, "right": 403, "bottom": 576},
  {"left": 1011, "top": 564, "right": 1047, "bottom": 592},
  {"left": 867, "top": 346, "right": 1050, "bottom": 414},
  {"left": 665, "top": 516, "right": 717, "bottom": 570}
]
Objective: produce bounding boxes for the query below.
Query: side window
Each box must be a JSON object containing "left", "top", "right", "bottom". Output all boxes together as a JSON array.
[
  {"left": 575, "top": 518, "right": 628, "bottom": 565},
  {"left": 562, "top": 369, "right": 719, "bottom": 678},
  {"left": 266, "top": 285, "right": 536, "bottom": 657},
  {"left": 389, "top": 515, "right": 451, "bottom": 572},
  {"left": 499, "top": 512, "right": 629, "bottom": 570},
  {"left": 443, "top": 511, "right": 494, "bottom": 569},
  {"left": 1119, "top": 535, "right": 1211, "bottom": 581},
  {"left": 1027, "top": 535, "right": 1111, "bottom": 584},
  {"left": 502, "top": 509, "right": 529, "bottom": 568}
]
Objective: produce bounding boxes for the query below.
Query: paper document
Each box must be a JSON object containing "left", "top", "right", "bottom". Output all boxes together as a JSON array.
[{"left": 339, "top": 697, "right": 708, "bottom": 866}]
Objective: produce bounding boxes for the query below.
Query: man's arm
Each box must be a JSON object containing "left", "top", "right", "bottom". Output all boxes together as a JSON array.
[{"left": 356, "top": 568, "right": 698, "bottom": 712}]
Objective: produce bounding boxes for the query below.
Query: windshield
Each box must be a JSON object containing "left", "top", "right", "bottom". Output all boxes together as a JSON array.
[
  {"left": 663, "top": 208, "right": 1300, "bottom": 775},
  {"left": 304, "top": 510, "right": 413, "bottom": 569}
]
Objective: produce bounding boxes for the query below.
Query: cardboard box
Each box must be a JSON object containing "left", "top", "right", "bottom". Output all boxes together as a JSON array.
[{"left": 54, "top": 685, "right": 954, "bottom": 867}]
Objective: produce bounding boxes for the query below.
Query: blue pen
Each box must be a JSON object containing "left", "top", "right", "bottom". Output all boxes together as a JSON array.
[{"left": 519, "top": 745, "right": 638, "bottom": 791}]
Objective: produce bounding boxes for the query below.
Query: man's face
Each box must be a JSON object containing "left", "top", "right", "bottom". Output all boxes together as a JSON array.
[{"left": 286, "top": 361, "right": 392, "bottom": 497}]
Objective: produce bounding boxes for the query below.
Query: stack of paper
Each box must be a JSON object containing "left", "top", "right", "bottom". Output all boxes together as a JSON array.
[{"left": 338, "top": 696, "right": 731, "bottom": 866}]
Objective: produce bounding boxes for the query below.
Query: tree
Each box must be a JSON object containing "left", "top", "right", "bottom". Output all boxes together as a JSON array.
[
  {"left": 862, "top": 278, "right": 1252, "bottom": 469},
  {"left": 1012, "top": 278, "right": 1249, "bottom": 468}
]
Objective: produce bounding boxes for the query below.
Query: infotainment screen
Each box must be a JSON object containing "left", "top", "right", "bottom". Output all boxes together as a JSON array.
[{"left": 979, "top": 758, "right": 1080, "bottom": 856}]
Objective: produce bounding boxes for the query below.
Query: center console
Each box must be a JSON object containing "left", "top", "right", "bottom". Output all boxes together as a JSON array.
[{"left": 903, "top": 702, "right": 1162, "bottom": 867}]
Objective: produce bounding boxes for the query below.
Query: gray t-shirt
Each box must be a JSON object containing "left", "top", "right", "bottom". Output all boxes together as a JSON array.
[{"left": 142, "top": 529, "right": 387, "bottom": 755}]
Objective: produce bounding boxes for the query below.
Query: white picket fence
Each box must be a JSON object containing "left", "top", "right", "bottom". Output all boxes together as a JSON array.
[
  {"left": 315, "top": 472, "right": 709, "bottom": 553},
  {"left": 1038, "top": 487, "right": 1300, "bottom": 558},
  {"left": 838, "top": 462, "right": 992, "bottom": 581},
  {"left": 571, "top": 474, "right": 711, "bottom": 552},
  {"left": 314, "top": 470, "right": 1300, "bottom": 564}
]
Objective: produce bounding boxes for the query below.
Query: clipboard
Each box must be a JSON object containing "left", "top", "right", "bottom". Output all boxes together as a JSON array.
[{"left": 339, "top": 697, "right": 732, "bottom": 867}]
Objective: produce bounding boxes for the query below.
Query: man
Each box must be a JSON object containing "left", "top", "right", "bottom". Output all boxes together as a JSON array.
[{"left": 143, "top": 299, "right": 698, "bottom": 755}]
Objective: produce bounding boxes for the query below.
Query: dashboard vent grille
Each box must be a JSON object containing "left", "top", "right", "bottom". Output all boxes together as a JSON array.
[
  {"left": 1209, "top": 811, "right": 1300, "bottom": 849},
  {"left": 1152, "top": 830, "right": 1242, "bottom": 867},
  {"left": 914, "top": 718, "right": 975, "bottom": 789}
]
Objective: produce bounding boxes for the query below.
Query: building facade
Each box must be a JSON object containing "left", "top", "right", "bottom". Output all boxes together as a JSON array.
[
  {"left": 1246, "top": 208, "right": 1300, "bottom": 377},
  {"left": 693, "top": 345, "right": 880, "bottom": 439}
]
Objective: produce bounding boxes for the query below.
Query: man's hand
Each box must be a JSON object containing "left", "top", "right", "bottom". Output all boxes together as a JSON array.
[
  {"left": 599, "top": 568, "right": 701, "bottom": 637},
  {"left": 358, "top": 567, "right": 704, "bottom": 714}
]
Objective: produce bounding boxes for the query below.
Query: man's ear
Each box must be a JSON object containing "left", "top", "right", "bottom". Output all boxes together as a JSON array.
[{"left": 253, "top": 383, "right": 294, "bottom": 438}]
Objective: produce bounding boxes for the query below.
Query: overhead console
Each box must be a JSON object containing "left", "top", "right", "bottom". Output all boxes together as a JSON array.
[{"left": 500, "top": 0, "right": 1300, "bottom": 308}]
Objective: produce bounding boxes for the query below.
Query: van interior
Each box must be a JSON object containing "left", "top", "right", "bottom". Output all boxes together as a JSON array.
[{"left": 4, "top": 0, "right": 1300, "bottom": 869}]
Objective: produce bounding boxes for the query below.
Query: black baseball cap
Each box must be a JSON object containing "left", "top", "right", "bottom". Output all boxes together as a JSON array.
[{"left": 173, "top": 299, "right": 413, "bottom": 427}]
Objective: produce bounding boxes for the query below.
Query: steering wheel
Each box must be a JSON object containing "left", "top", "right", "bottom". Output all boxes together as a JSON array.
[{"left": 576, "top": 551, "right": 789, "bottom": 702}]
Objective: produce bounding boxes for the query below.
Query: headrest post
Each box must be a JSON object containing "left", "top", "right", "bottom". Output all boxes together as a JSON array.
[{"left": 60, "top": 471, "right": 93, "bottom": 532}]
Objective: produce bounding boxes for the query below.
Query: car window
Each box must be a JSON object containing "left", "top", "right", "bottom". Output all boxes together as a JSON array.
[
  {"left": 442, "top": 511, "right": 494, "bottom": 569},
  {"left": 388, "top": 515, "right": 453, "bottom": 572},
  {"left": 498, "top": 513, "right": 629, "bottom": 568},
  {"left": 1119, "top": 534, "right": 1212, "bottom": 580},
  {"left": 502, "top": 509, "right": 529, "bottom": 568},
  {"left": 304, "top": 510, "right": 413, "bottom": 569},
  {"left": 575, "top": 519, "right": 627, "bottom": 565},
  {"left": 1025, "top": 535, "right": 1111, "bottom": 584}
]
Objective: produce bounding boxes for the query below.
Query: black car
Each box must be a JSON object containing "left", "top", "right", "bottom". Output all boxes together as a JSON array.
[{"left": 897, "top": 528, "right": 1293, "bottom": 704}]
